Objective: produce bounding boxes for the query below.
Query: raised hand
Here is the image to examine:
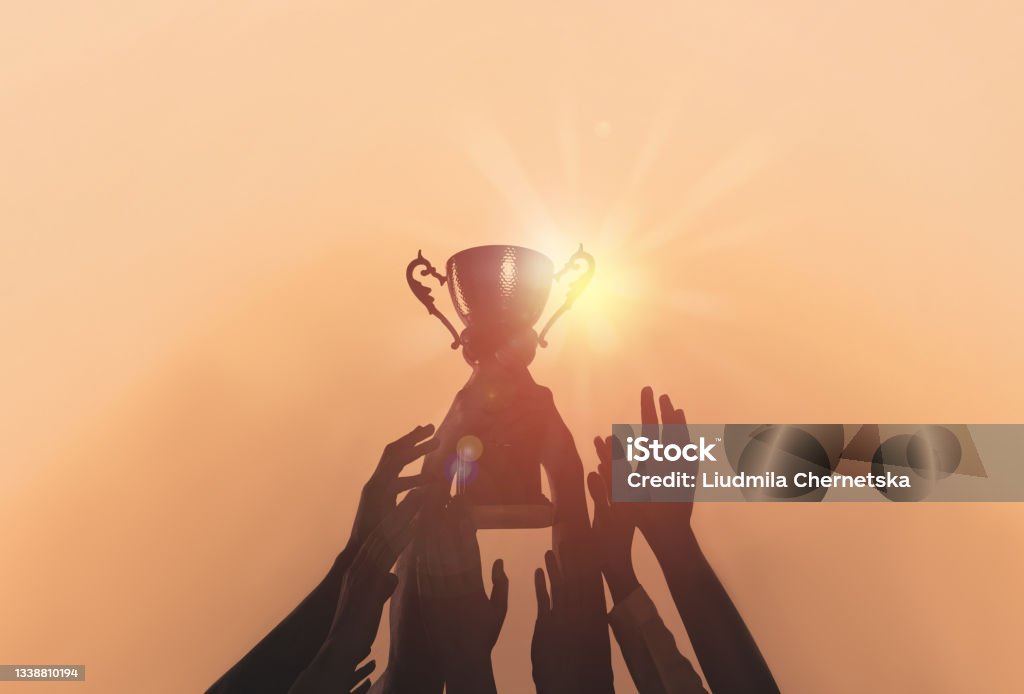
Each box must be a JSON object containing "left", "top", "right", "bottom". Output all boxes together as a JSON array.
[
  {"left": 330, "top": 489, "right": 425, "bottom": 657},
  {"left": 289, "top": 490, "right": 426, "bottom": 694},
  {"left": 351, "top": 424, "right": 439, "bottom": 546},
  {"left": 207, "top": 425, "right": 439, "bottom": 694},
  {"left": 586, "top": 471, "right": 640, "bottom": 604},
  {"left": 598, "top": 386, "right": 779, "bottom": 694},
  {"left": 344, "top": 661, "right": 376, "bottom": 694},
  {"left": 589, "top": 471, "right": 712, "bottom": 693},
  {"left": 594, "top": 386, "right": 693, "bottom": 557},
  {"left": 535, "top": 392, "right": 615, "bottom": 694},
  {"left": 531, "top": 550, "right": 579, "bottom": 694},
  {"left": 415, "top": 501, "right": 507, "bottom": 694}
]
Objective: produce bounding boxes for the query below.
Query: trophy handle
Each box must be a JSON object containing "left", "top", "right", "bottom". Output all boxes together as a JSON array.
[
  {"left": 406, "top": 250, "right": 461, "bottom": 349},
  {"left": 538, "top": 244, "right": 596, "bottom": 347}
]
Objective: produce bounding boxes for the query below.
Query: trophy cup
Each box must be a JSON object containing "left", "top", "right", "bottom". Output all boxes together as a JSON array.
[{"left": 406, "top": 244, "right": 595, "bottom": 528}]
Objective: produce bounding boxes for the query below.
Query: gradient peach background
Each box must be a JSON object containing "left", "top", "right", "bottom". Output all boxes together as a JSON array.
[{"left": 2, "top": 2, "right": 1023, "bottom": 692}]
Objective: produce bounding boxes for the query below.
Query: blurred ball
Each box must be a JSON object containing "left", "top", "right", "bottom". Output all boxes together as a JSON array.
[{"left": 457, "top": 434, "right": 484, "bottom": 463}]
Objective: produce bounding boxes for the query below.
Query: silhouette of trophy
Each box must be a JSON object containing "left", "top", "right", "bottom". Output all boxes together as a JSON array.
[{"left": 406, "top": 245, "right": 595, "bottom": 528}]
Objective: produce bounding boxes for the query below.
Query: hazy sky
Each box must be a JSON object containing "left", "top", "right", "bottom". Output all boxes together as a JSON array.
[{"left": 2, "top": 2, "right": 1023, "bottom": 691}]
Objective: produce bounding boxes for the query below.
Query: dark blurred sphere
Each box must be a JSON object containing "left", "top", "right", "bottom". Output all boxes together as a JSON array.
[
  {"left": 871, "top": 434, "right": 933, "bottom": 502},
  {"left": 735, "top": 425, "right": 833, "bottom": 501},
  {"left": 907, "top": 425, "right": 962, "bottom": 480}
]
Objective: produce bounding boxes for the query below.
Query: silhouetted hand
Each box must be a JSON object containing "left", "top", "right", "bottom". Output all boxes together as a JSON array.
[
  {"left": 351, "top": 424, "right": 439, "bottom": 546},
  {"left": 289, "top": 490, "right": 425, "bottom": 694},
  {"left": 586, "top": 471, "right": 640, "bottom": 604},
  {"left": 343, "top": 661, "right": 376, "bottom": 694},
  {"left": 594, "top": 386, "right": 693, "bottom": 556},
  {"left": 333, "top": 489, "right": 424, "bottom": 654},
  {"left": 415, "top": 501, "right": 507, "bottom": 694},
  {"left": 537, "top": 392, "right": 615, "bottom": 693},
  {"left": 597, "top": 386, "right": 779, "bottom": 693},
  {"left": 532, "top": 550, "right": 579, "bottom": 694},
  {"left": 208, "top": 425, "right": 440, "bottom": 694}
]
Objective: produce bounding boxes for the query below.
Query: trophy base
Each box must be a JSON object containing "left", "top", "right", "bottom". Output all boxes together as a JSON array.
[{"left": 468, "top": 500, "right": 554, "bottom": 529}]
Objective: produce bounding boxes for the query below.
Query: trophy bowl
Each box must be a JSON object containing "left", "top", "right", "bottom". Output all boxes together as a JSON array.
[
  {"left": 447, "top": 245, "right": 555, "bottom": 333},
  {"left": 407, "top": 243, "right": 595, "bottom": 358}
]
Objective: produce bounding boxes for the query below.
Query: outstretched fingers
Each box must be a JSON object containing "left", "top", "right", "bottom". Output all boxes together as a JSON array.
[
  {"left": 659, "top": 393, "right": 690, "bottom": 448},
  {"left": 658, "top": 394, "right": 684, "bottom": 425},
  {"left": 352, "top": 660, "right": 376, "bottom": 683},
  {"left": 380, "top": 424, "right": 439, "bottom": 477},
  {"left": 348, "top": 659, "right": 376, "bottom": 694},
  {"left": 387, "top": 424, "right": 435, "bottom": 452}
]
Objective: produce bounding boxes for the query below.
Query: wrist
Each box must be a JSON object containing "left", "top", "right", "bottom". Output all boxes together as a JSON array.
[
  {"left": 310, "top": 635, "right": 364, "bottom": 678},
  {"left": 645, "top": 523, "right": 696, "bottom": 555},
  {"left": 649, "top": 528, "right": 700, "bottom": 576},
  {"left": 444, "top": 635, "right": 493, "bottom": 662},
  {"left": 330, "top": 537, "right": 361, "bottom": 575},
  {"left": 443, "top": 648, "right": 495, "bottom": 693},
  {"left": 604, "top": 564, "right": 640, "bottom": 604}
]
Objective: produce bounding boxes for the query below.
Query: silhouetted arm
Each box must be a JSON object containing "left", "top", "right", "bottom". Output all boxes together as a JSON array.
[
  {"left": 368, "top": 547, "right": 445, "bottom": 694},
  {"left": 289, "top": 491, "right": 424, "bottom": 694},
  {"left": 370, "top": 416, "right": 457, "bottom": 694},
  {"left": 415, "top": 502, "right": 507, "bottom": 694},
  {"left": 608, "top": 587, "right": 708, "bottom": 694},
  {"left": 541, "top": 391, "right": 615, "bottom": 694},
  {"left": 206, "top": 544, "right": 358, "bottom": 694},
  {"left": 587, "top": 470, "right": 707, "bottom": 694},
  {"left": 651, "top": 531, "right": 777, "bottom": 693},
  {"left": 609, "top": 387, "right": 778, "bottom": 694},
  {"left": 531, "top": 551, "right": 580, "bottom": 693},
  {"left": 208, "top": 425, "right": 438, "bottom": 694}
]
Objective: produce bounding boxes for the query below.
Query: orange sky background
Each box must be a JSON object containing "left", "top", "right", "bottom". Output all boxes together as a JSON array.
[{"left": 2, "top": 2, "right": 1023, "bottom": 692}]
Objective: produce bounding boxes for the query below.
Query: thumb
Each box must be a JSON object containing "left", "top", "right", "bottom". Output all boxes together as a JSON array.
[{"left": 489, "top": 558, "right": 509, "bottom": 629}]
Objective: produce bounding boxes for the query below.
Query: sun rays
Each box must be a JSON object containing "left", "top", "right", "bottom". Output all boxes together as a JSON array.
[
  {"left": 454, "top": 102, "right": 775, "bottom": 329},
  {"left": 396, "top": 94, "right": 786, "bottom": 424}
]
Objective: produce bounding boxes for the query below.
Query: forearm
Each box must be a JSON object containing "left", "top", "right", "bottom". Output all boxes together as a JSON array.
[
  {"left": 372, "top": 552, "right": 444, "bottom": 694},
  {"left": 551, "top": 527, "right": 615, "bottom": 694},
  {"left": 652, "top": 530, "right": 778, "bottom": 694},
  {"left": 541, "top": 400, "right": 613, "bottom": 692},
  {"left": 609, "top": 586, "right": 708, "bottom": 694},
  {"left": 546, "top": 462, "right": 614, "bottom": 688},
  {"left": 207, "top": 541, "right": 359, "bottom": 693},
  {"left": 441, "top": 649, "right": 497, "bottom": 694},
  {"left": 287, "top": 637, "right": 361, "bottom": 694}
]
